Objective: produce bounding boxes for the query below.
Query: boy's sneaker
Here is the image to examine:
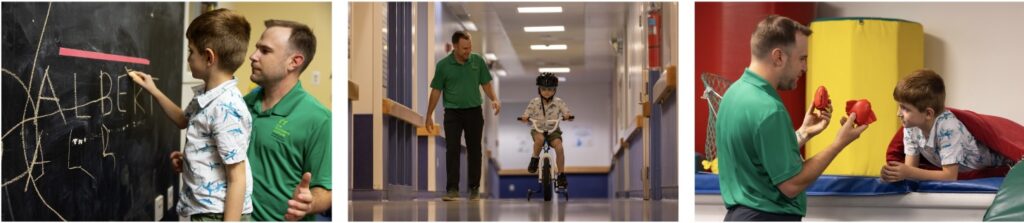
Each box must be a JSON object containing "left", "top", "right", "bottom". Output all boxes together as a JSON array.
[
  {"left": 557, "top": 173, "right": 568, "bottom": 189},
  {"left": 442, "top": 190, "right": 459, "bottom": 201},
  {"left": 469, "top": 189, "right": 481, "bottom": 201},
  {"left": 528, "top": 157, "right": 540, "bottom": 173}
]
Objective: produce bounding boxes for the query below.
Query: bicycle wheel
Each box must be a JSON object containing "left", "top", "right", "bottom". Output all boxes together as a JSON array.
[{"left": 542, "top": 159, "right": 552, "bottom": 201}]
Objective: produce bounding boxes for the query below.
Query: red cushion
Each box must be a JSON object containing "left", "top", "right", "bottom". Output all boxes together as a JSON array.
[
  {"left": 845, "top": 99, "right": 877, "bottom": 125},
  {"left": 949, "top": 108, "right": 1024, "bottom": 162},
  {"left": 813, "top": 86, "right": 830, "bottom": 111}
]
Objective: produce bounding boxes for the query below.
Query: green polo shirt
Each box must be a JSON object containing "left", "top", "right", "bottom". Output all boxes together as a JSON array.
[
  {"left": 243, "top": 82, "right": 332, "bottom": 221},
  {"left": 716, "top": 68, "right": 806, "bottom": 216},
  {"left": 430, "top": 53, "right": 493, "bottom": 109}
]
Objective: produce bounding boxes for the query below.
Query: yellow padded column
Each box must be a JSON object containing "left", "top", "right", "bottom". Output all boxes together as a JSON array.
[{"left": 806, "top": 18, "right": 924, "bottom": 176}]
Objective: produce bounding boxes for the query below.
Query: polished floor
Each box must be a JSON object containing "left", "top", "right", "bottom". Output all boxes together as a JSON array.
[{"left": 349, "top": 198, "right": 678, "bottom": 221}]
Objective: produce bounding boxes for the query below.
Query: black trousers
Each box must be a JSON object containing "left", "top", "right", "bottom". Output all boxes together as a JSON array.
[
  {"left": 443, "top": 106, "right": 484, "bottom": 193},
  {"left": 724, "top": 205, "right": 802, "bottom": 221}
]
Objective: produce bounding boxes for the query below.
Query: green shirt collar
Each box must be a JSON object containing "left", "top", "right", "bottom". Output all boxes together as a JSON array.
[
  {"left": 446, "top": 53, "right": 477, "bottom": 66},
  {"left": 740, "top": 68, "right": 782, "bottom": 102},
  {"left": 246, "top": 81, "right": 308, "bottom": 117}
]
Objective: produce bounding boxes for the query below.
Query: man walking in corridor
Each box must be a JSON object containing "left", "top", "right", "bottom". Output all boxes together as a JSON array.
[{"left": 425, "top": 31, "right": 501, "bottom": 201}]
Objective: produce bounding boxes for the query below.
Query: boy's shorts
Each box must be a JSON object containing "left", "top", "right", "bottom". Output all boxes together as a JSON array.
[
  {"left": 190, "top": 213, "right": 253, "bottom": 221},
  {"left": 531, "top": 128, "right": 563, "bottom": 144}
]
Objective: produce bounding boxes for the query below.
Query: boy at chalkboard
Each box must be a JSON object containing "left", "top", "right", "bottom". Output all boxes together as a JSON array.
[{"left": 127, "top": 8, "right": 253, "bottom": 221}]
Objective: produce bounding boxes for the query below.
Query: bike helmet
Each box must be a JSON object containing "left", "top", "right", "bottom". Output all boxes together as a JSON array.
[{"left": 536, "top": 72, "right": 559, "bottom": 88}]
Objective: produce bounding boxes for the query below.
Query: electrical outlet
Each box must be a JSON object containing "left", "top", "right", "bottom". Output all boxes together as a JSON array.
[
  {"left": 154, "top": 195, "right": 165, "bottom": 221},
  {"left": 312, "top": 71, "right": 321, "bottom": 85},
  {"left": 167, "top": 186, "right": 174, "bottom": 210}
]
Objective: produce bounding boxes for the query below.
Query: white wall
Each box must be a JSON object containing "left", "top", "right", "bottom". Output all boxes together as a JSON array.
[
  {"left": 497, "top": 81, "right": 613, "bottom": 170},
  {"left": 613, "top": 2, "right": 649, "bottom": 148},
  {"left": 819, "top": 2, "right": 1024, "bottom": 123}
]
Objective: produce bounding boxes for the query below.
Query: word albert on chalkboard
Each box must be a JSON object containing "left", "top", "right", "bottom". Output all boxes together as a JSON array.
[{"left": 3, "top": 2, "right": 184, "bottom": 221}]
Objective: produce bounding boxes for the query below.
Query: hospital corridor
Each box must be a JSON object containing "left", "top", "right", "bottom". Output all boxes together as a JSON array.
[{"left": 347, "top": 2, "right": 679, "bottom": 221}]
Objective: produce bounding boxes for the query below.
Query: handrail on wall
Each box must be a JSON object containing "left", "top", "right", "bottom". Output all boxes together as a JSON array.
[
  {"left": 349, "top": 81, "right": 359, "bottom": 101},
  {"left": 382, "top": 98, "right": 424, "bottom": 127},
  {"left": 653, "top": 65, "right": 677, "bottom": 104}
]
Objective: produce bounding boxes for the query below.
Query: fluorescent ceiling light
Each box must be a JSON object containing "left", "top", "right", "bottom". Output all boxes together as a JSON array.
[
  {"left": 530, "top": 44, "right": 567, "bottom": 50},
  {"left": 524, "top": 26, "right": 564, "bottom": 32},
  {"left": 518, "top": 7, "right": 562, "bottom": 13},
  {"left": 539, "top": 67, "right": 570, "bottom": 73},
  {"left": 495, "top": 70, "right": 507, "bottom": 77},
  {"left": 462, "top": 21, "right": 477, "bottom": 31},
  {"left": 558, "top": 77, "right": 566, "bottom": 82},
  {"left": 485, "top": 53, "right": 498, "bottom": 61}
]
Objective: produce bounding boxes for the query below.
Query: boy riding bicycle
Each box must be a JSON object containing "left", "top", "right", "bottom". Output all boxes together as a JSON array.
[{"left": 519, "top": 73, "right": 574, "bottom": 189}]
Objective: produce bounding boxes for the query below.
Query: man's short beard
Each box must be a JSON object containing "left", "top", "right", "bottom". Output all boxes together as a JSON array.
[{"left": 779, "top": 78, "right": 798, "bottom": 90}]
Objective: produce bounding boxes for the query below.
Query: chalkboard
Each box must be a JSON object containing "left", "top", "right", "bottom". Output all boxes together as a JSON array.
[{"left": 2, "top": 2, "right": 184, "bottom": 221}]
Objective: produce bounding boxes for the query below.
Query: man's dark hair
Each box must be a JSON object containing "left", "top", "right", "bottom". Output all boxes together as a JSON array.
[
  {"left": 265, "top": 19, "right": 317, "bottom": 73},
  {"left": 452, "top": 31, "right": 471, "bottom": 44},
  {"left": 750, "top": 15, "right": 812, "bottom": 60}
]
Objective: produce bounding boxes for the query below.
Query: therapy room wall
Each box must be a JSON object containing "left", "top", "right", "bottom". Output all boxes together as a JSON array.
[
  {"left": 219, "top": 2, "right": 333, "bottom": 109},
  {"left": 818, "top": 3, "right": 1024, "bottom": 123}
]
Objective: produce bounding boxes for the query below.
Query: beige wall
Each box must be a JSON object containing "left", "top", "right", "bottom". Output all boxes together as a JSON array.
[
  {"left": 348, "top": 2, "right": 382, "bottom": 115},
  {"left": 347, "top": 2, "right": 386, "bottom": 189},
  {"left": 219, "top": 2, "right": 333, "bottom": 109},
  {"left": 819, "top": 2, "right": 1024, "bottom": 123}
]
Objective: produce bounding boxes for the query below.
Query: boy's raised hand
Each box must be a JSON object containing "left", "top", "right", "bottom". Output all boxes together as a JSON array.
[
  {"left": 127, "top": 70, "right": 157, "bottom": 92},
  {"left": 170, "top": 151, "right": 183, "bottom": 173}
]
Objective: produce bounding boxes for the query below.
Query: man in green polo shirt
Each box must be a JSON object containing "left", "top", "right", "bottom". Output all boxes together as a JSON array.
[
  {"left": 172, "top": 19, "right": 330, "bottom": 221},
  {"left": 245, "top": 20, "right": 330, "bottom": 221},
  {"left": 716, "top": 15, "right": 869, "bottom": 221},
  {"left": 425, "top": 31, "right": 501, "bottom": 201}
]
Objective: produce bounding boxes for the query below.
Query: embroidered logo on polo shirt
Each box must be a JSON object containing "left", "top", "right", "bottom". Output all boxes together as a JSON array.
[{"left": 273, "top": 119, "right": 290, "bottom": 138}]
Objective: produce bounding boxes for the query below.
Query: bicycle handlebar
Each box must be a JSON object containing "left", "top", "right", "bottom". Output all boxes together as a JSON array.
[
  {"left": 516, "top": 115, "right": 575, "bottom": 133},
  {"left": 516, "top": 115, "right": 575, "bottom": 121}
]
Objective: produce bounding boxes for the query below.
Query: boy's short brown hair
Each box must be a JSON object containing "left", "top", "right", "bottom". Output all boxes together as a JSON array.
[
  {"left": 265, "top": 19, "right": 316, "bottom": 73},
  {"left": 186, "top": 8, "right": 251, "bottom": 73},
  {"left": 893, "top": 69, "right": 946, "bottom": 113}
]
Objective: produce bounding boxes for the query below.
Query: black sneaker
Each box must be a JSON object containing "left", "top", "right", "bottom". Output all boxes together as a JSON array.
[
  {"left": 442, "top": 190, "right": 459, "bottom": 201},
  {"left": 469, "top": 189, "right": 481, "bottom": 201},
  {"left": 527, "top": 157, "right": 540, "bottom": 173},
  {"left": 557, "top": 173, "right": 568, "bottom": 188}
]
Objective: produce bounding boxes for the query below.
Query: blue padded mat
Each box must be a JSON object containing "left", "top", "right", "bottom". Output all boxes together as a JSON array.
[{"left": 695, "top": 172, "right": 964, "bottom": 196}]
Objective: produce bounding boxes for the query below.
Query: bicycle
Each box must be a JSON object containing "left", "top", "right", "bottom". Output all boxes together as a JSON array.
[{"left": 517, "top": 114, "right": 574, "bottom": 202}]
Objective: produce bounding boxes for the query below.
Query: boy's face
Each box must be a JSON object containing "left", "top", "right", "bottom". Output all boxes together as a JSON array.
[
  {"left": 540, "top": 87, "right": 555, "bottom": 99},
  {"left": 897, "top": 102, "right": 933, "bottom": 128},
  {"left": 187, "top": 42, "right": 210, "bottom": 79},
  {"left": 250, "top": 27, "right": 296, "bottom": 85}
]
